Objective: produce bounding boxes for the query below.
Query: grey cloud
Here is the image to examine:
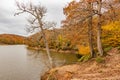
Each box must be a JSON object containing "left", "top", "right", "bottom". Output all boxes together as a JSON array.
[
  {"left": 0, "top": 8, "right": 27, "bottom": 36},
  {"left": 0, "top": 0, "right": 71, "bottom": 36},
  {"left": 44, "top": 3, "right": 66, "bottom": 27}
]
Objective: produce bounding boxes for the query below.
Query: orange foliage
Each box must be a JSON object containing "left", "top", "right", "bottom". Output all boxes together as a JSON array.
[
  {"left": 77, "top": 45, "right": 90, "bottom": 55},
  {"left": 0, "top": 34, "right": 26, "bottom": 44}
]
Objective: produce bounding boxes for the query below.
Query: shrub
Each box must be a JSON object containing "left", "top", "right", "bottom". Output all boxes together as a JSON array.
[
  {"left": 78, "top": 54, "right": 91, "bottom": 62},
  {"left": 104, "top": 46, "right": 112, "bottom": 52},
  {"left": 95, "top": 56, "right": 105, "bottom": 63},
  {"left": 77, "top": 45, "right": 90, "bottom": 56}
]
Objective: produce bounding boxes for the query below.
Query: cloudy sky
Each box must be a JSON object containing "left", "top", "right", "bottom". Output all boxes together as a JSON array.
[{"left": 0, "top": 0, "right": 72, "bottom": 36}]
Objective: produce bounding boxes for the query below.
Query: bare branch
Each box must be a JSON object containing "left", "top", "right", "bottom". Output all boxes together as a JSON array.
[
  {"left": 43, "top": 22, "right": 56, "bottom": 30},
  {"left": 15, "top": 2, "right": 37, "bottom": 17},
  {"left": 27, "top": 17, "right": 37, "bottom": 24},
  {"left": 65, "top": 13, "right": 96, "bottom": 26}
]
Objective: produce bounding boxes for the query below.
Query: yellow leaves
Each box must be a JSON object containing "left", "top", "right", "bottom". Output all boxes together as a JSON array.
[
  {"left": 58, "top": 34, "right": 64, "bottom": 44},
  {"left": 57, "top": 34, "right": 69, "bottom": 46},
  {"left": 102, "top": 21, "right": 120, "bottom": 47},
  {"left": 102, "top": 21, "right": 120, "bottom": 31},
  {"left": 77, "top": 45, "right": 90, "bottom": 55}
]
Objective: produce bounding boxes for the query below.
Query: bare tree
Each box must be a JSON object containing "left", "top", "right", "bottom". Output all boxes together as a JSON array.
[{"left": 15, "top": 2, "right": 55, "bottom": 68}]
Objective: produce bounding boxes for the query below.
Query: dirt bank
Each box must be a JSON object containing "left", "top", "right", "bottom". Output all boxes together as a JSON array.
[{"left": 41, "top": 48, "right": 120, "bottom": 80}]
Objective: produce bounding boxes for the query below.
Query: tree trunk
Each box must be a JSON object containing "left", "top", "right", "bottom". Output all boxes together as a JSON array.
[
  {"left": 88, "top": 17, "right": 95, "bottom": 57},
  {"left": 37, "top": 14, "right": 53, "bottom": 68},
  {"left": 97, "top": 0, "right": 104, "bottom": 56},
  {"left": 88, "top": 3, "right": 95, "bottom": 57},
  {"left": 40, "top": 27, "right": 53, "bottom": 68},
  {"left": 43, "top": 33, "right": 53, "bottom": 68}
]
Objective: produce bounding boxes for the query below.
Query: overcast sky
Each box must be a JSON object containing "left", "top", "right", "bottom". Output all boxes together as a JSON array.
[{"left": 0, "top": 0, "right": 72, "bottom": 36}]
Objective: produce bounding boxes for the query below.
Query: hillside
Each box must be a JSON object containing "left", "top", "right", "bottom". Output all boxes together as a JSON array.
[
  {"left": 0, "top": 34, "right": 26, "bottom": 44},
  {"left": 41, "top": 48, "right": 120, "bottom": 80},
  {"left": 26, "top": 29, "right": 64, "bottom": 48}
]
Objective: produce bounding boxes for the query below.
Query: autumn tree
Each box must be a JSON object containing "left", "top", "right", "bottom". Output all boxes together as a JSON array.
[
  {"left": 87, "top": 1, "right": 95, "bottom": 57},
  {"left": 15, "top": 2, "right": 54, "bottom": 68},
  {"left": 62, "top": 1, "right": 96, "bottom": 57},
  {"left": 96, "top": 0, "right": 104, "bottom": 56},
  {"left": 95, "top": 0, "right": 120, "bottom": 56},
  {"left": 62, "top": 0, "right": 120, "bottom": 57}
]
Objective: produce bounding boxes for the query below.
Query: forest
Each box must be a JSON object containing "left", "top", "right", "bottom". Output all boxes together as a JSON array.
[
  {"left": 25, "top": 0, "right": 120, "bottom": 58},
  {"left": 0, "top": 34, "right": 26, "bottom": 44}
]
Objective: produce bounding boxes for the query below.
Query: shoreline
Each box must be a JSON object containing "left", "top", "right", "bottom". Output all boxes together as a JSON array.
[
  {"left": 41, "top": 48, "right": 120, "bottom": 80},
  {"left": 27, "top": 46, "right": 77, "bottom": 54}
]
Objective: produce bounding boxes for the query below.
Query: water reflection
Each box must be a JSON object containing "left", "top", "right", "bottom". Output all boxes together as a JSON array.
[
  {"left": 0, "top": 45, "right": 77, "bottom": 80},
  {"left": 27, "top": 49, "right": 51, "bottom": 69},
  {"left": 27, "top": 49, "right": 78, "bottom": 67}
]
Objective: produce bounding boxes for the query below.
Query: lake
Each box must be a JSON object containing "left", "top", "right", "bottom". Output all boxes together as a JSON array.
[{"left": 0, "top": 45, "right": 77, "bottom": 80}]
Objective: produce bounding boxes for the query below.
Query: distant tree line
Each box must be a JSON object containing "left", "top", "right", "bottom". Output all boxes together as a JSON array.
[{"left": 0, "top": 34, "right": 26, "bottom": 44}]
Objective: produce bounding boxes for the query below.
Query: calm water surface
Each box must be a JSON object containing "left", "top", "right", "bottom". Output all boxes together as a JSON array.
[{"left": 0, "top": 45, "right": 77, "bottom": 80}]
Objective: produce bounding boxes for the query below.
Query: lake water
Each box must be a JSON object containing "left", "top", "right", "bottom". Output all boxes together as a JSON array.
[{"left": 0, "top": 45, "right": 77, "bottom": 80}]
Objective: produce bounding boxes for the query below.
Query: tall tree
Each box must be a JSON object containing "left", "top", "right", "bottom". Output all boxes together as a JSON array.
[
  {"left": 87, "top": 1, "right": 95, "bottom": 57},
  {"left": 96, "top": 0, "right": 104, "bottom": 56},
  {"left": 63, "top": 1, "right": 96, "bottom": 57},
  {"left": 62, "top": 0, "right": 120, "bottom": 57},
  {"left": 15, "top": 2, "right": 54, "bottom": 68},
  {"left": 95, "top": 0, "right": 120, "bottom": 56}
]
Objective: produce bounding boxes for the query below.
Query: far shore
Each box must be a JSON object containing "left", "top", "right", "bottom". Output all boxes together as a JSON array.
[
  {"left": 0, "top": 44, "right": 78, "bottom": 54},
  {"left": 0, "top": 44, "right": 25, "bottom": 45},
  {"left": 27, "top": 46, "right": 77, "bottom": 54}
]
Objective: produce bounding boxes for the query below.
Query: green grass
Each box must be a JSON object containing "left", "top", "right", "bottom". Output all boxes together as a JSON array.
[
  {"left": 96, "top": 56, "right": 105, "bottom": 63},
  {"left": 78, "top": 54, "right": 91, "bottom": 62}
]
